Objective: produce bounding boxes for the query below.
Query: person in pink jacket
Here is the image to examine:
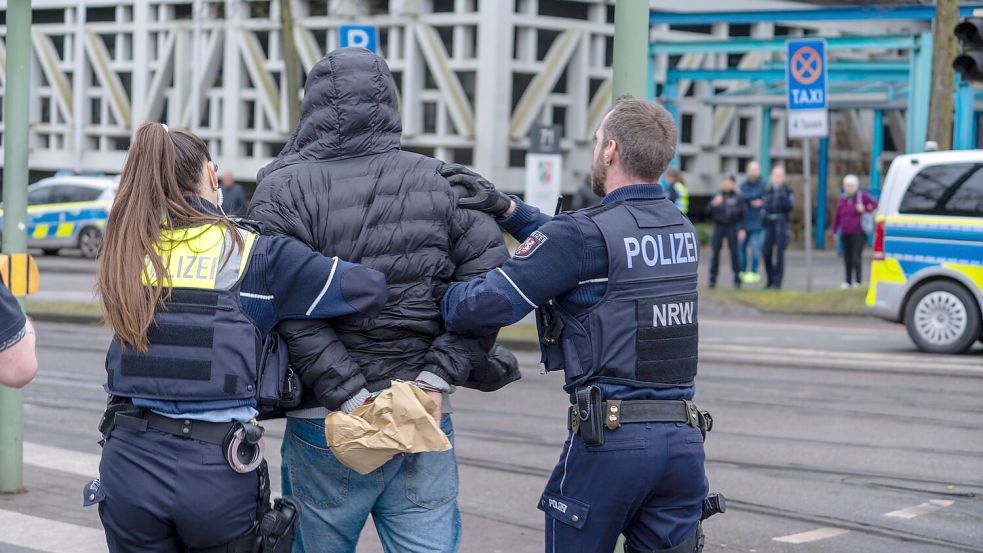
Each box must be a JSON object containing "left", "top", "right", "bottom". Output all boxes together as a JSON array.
[{"left": 832, "top": 174, "right": 878, "bottom": 288}]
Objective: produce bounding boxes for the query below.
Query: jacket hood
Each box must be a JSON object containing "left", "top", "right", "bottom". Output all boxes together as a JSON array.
[{"left": 258, "top": 48, "right": 401, "bottom": 180}]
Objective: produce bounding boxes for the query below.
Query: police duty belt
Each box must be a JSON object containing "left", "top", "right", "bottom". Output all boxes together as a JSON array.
[
  {"left": 569, "top": 399, "right": 711, "bottom": 434},
  {"left": 111, "top": 410, "right": 266, "bottom": 474}
]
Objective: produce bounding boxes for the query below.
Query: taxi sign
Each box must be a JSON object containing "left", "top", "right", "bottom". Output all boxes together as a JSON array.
[
  {"left": 0, "top": 253, "right": 39, "bottom": 296},
  {"left": 786, "top": 38, "right": 828, "bottom": 139}
]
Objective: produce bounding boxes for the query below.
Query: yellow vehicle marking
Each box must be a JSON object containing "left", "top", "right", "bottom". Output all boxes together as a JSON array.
[
  {"left": 881, "top": 214, "right": 982, "bottom": 227},
  {"left": 866, "top": 258, "right": 906, "bottom": 306},
  {"left": 943, "top": 263, "right": 983, "bottom": 291},
  {"left": 32, "top": 224, "right": 50, "bottom": 239},
  {"left": 55, "top": 222, "right": 75, "bottom": 237}
]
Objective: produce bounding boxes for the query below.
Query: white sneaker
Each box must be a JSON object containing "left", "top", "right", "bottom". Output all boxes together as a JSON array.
[
  {"left": 840, "top": 282, "right": 850, "bottom": 290},
  {"left": 851, "top": 282, "right": 861, "bottom": 288}
]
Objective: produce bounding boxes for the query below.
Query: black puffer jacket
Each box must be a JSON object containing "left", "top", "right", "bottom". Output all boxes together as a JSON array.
[{"left": 250, "top": 48, "right": 508, "bottom": 411}]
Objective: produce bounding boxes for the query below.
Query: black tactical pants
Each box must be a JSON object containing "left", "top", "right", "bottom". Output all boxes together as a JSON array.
[{"left": 94, "top": 426, "right": 258, "bottom": 552}]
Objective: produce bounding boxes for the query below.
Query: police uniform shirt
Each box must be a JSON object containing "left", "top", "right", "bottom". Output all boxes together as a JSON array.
[
  {"left": 0, "top": 281, "right": 26, "bottom": 352},
  {"left": 441, "top": 184, "right": 695, "bottom": 402}
]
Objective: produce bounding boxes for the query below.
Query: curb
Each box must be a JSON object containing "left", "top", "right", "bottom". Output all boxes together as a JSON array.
[{"left": 28, "top": 311, "right": 103, "bottom": 326}]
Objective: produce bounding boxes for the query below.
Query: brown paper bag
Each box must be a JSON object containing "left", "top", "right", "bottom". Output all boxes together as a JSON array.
[{"left": 325, "top": 381, "right": 452, "bottom": 474}]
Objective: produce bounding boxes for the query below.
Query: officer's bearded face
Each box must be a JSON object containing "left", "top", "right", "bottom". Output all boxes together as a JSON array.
[{"left": 590, "top": 129, "right": 608, "bottom": 197}]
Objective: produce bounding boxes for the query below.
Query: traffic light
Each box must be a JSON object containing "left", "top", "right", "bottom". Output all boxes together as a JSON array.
[{"left": 954, "top": 17, "right": 983, "bottom": 82}]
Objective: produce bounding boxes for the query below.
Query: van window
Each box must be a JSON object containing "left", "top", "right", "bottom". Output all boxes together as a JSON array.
[
  {"left": 899, "top": 163, "right": 975, "bottom": 215},
  {"left": 943, "top": 167, "right": 983, "bottom": 216}
]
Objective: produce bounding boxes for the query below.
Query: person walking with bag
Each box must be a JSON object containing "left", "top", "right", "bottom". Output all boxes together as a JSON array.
[{"left": 832, "top": 174, "right": 878, "bottom": 288}]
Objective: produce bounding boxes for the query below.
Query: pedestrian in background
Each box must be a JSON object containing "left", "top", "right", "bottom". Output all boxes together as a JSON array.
[
  {"left": 706, "top": 174, "right": 746, "bottom": 288},
  {"left": 663, "top": 168, "right": 690, "bottom": 214},
  {"left": 762, "top": 165, "right": 794, "bottom": 289},
  {"left": 832, "top": 174, "right": 878, "bottom": 289},
  {"left": 0, "top": 279, "right": 36, "bottom": 388},
  {"left": 739, "top": 160, "right": 766, "bottom": 284},
  {"left": 220, "top": 170, "right": 248, "bottom": 216}
]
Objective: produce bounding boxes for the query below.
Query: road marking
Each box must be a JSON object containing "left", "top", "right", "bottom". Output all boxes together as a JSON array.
[
  {"left": 884, "top": 499, "right": 954, "bottom": 519},
  {"left": 22, "top": 441, "right": 282, "bottom": 496},
  {"left": 772, "top": 527, "right": 849, "bottom": 544},
  {"left": 0, "top": 509, "right": 107, "bottom": 553},
  {"left": 24, "top": 442, "right": 101, "bottom": 478}
]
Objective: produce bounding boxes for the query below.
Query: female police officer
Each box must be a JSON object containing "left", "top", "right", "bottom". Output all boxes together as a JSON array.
[{"left": 89, "top": 122, "right": 388, "bottom": 553}]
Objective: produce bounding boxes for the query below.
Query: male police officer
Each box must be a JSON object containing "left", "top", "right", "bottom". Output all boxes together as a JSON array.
[{"left": 440, "top": 97, "right": 710, "bottom": 553}]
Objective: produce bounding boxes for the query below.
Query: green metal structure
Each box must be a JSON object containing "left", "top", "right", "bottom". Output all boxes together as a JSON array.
[
  {"left": 646, "top": 5, "right": 983, "bottom": 249},
  {"left": 0, "top": 0, "right": 32, "bottom": 493}
]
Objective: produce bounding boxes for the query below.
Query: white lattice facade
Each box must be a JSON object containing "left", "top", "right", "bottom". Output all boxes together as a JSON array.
[{"left": 0, "top": 0, "right": 929, "bottom": 194}]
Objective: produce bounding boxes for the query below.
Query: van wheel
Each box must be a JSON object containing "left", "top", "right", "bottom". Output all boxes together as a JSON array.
[
  {"left": 78, "top": 227, "right": 103, "bottom": 259},
  {"left": 904, "top": 281, "right": 981, "bottom": 354}
]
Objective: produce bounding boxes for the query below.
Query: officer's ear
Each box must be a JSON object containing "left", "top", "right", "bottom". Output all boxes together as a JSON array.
[{"left": 603, "top": 138, "right": 618, "bottom": 166}]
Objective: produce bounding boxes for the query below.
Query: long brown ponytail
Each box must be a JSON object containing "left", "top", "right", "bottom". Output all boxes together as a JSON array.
[{"left": 97, "top": 122, "right": 241, "bottom": 352}]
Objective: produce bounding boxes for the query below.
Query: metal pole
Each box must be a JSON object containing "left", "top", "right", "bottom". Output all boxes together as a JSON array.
[
  {"left": 803, "top": 139, "right": 814, "bottom": 293},
  {"left": 1, "top": 0, "right": 32, "bottom": 493},
  {"left": 612, "top": 0, "right": 650, "bottom": 101},
  {"left": 816, "top": 136, "right": 829, "bottom": 250}
]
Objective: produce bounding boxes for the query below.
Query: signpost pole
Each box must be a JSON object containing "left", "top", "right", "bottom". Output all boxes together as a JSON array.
[
  {"left": 0, "top": 0, "right": 32, "bottom": 493},
  {"left": 785, "top": 38, "right": 826, "bottom": 294},
  {"left": 802, "top": 139, "right": 813, "bottom": 293}
]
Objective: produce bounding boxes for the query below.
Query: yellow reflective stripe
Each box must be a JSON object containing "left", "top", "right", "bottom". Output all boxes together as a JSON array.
[
  {"left": 32, "top": 224, "right": 50, "bottom": 239},
  {"left": 882, "top": 215, "right": 981, "bottom": 227},
  {"left": 55, "top": 222, "right": 75, "bottom": 237},
  {"left": 237, "top": 231, "right": 257, "bottom": 279}
]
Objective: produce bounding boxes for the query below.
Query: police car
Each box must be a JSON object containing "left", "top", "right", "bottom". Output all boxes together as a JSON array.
[
  {"left": 0, "top": 175, "right": 118, "bottom": 259},
  {"left": 867, "top": 150, "right": 983, "bottom": 354}
]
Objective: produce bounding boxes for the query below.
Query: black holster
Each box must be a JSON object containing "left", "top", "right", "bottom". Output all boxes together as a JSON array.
[{"left": 575, "top": 385, "right": 604, "bottom": 446}]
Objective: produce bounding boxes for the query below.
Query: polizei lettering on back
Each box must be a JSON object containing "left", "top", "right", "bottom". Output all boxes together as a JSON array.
[
  {"left": 653, "top": 301, "right": 695, "bottom": 327},
  {"left": 623, "top": 232, "right": 698, "bottom": 269}
]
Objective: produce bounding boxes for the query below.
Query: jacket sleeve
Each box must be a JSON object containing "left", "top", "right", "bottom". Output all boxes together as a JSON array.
[
  {"left": 417, "top": 181, "right": 512, "bottom": 387},
  {"left": 249, "top": 176, "right": 371, "bottom": 412},
  {"left": 442, "top": 215, "right": 586, "bottom": 337},
  {"left": 864, "top": 192, "right": 879, "bottom": 212},
  {"left": 263, "top": 236, "right": 388, "bottom": 320},
  {"left": 831, "top": 200, "right": 840, "bottom": 234}
]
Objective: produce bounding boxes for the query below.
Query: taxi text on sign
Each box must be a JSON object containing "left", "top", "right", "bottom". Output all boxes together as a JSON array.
[
  {"left": 339, "top": 25, "right": 379, "bottom": 53},
  {"left": 785, "top": 38, "right": 828, "bottom": 139}
]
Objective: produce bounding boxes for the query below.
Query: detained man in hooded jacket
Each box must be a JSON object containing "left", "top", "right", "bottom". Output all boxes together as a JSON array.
[{"left": 249, "top": 48, "right": 511, "bottom": 552}]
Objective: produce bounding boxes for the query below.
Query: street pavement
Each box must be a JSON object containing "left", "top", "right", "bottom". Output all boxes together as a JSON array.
[{"left": 2, "top": 311, "right": 981, "bottom": 553}]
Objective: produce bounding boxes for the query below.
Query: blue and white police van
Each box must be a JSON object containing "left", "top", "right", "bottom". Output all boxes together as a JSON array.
[{"left": 867, "top": 150, "right": 983, "bottom": 354}]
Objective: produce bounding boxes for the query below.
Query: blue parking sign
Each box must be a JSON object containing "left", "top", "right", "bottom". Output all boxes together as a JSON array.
[
  {"left": 339, "top": 25, "right": 379, "bottom": 53},
  {"left": 786, "top": 38, "right": 828, "bottom": 138}
]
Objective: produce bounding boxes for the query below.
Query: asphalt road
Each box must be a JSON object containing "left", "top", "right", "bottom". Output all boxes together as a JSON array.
[{"left": 1, "top": 313, "right": 981, "bottom": 553}]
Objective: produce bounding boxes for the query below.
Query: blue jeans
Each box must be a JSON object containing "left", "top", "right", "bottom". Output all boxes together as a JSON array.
[
  {"left": 282, "top": 416, "right": 461, "bottom": 553},
  {"left": 739, "top": 228, "right": 764, "bottom": 274}
]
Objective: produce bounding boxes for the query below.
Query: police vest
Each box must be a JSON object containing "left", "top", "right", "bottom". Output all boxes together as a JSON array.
[
  {"left": 105, "top": 223, "right": 289, "bottom": 407},
  {"left": 545, "top": 199, "right": 700, "bottom": 391}
]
